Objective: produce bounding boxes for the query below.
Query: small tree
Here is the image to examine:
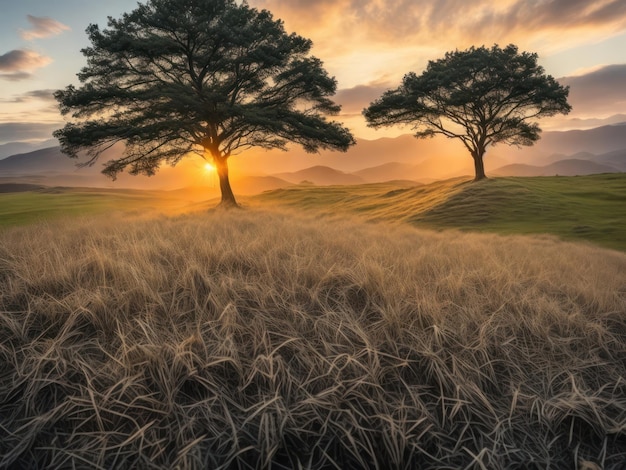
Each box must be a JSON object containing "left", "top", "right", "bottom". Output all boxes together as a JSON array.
[
  {"left": 363, "top": 44, "right": 571, "bottom": 181},
  {"left": 54, "top": 0, "right": 354, "bottom": 206}
]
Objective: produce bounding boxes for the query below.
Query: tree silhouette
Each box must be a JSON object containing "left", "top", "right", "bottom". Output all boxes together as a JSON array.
[
  {"left": 54, "top": 0, "right": 354, "bottom": 206},
  {"left": 363, "top": 45, "right": 571, "bottom": 180}
]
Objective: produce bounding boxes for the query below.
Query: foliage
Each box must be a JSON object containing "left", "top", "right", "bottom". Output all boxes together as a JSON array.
[
  {"left": 54, "top": 0, "right": 354, "bottom": 206},
  {"left": 363, "top": 44, "right": 571, "bottom": 180}
]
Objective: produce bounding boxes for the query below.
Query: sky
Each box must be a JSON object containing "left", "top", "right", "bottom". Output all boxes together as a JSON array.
[{"left": 1, "top": 0, "right": 625, "bottom": 147}]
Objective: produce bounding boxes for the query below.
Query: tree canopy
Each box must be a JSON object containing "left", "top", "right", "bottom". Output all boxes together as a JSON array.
[
  {"left": 54, "top": 0, "right": 354, "bottom": 206},
  {"left": 363, "top": 44, "right": 571, "bottom": 180}
]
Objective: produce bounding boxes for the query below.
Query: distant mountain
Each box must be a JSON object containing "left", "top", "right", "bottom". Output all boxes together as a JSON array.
[
  {"left": 492, "top": 159, "right": 620, "bottom": 177},
  {"left": 352, "top": 154, "right": 510, "bottom": 183},
  {"left": 0, "top": 145, "right": 192, "bottom": 190},
  {"left": 491, "top": 122, "right": 626, "bottom": 164},
  {"left": 540, "top": 124, "right": 626, "bottom": 155},
  {"left": 275, "top": 166, "right": 365, "bottom": 185},
  {"left": 524, "top": 149, "right": 626, "bottom": 172},
  {"left": 0, "top": 139, "right": 58, "bottom": 160},
  {"left": 232, "top": 175, "right": 293, "bottom": 194},
  {"left": 230, "top": 134, "right": 466, "bottom": 175},
  {"left": 544, "top": 159, "right": 620, "bottom": 176},
  {"left": 491, "top": 163, "right": 545, "bottom": 177},
  {"left": 552, "top": 114, "right": 626, "bottom": 130},
  {"left": 353, "top": 162, "right": 416, "bottom": 182},
  {"left": 595, "top": 149, "right": 626, "bottom": 171},
  {"left": 3, "top": 122, "right": 625, "bottom": 189},
  {"left": 0, "top": 146, "right": 81, "bottom": 175}
]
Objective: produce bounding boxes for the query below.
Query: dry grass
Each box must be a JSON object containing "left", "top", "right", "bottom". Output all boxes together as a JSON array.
[{"left": 1, "top": 209, "right": 625, "bottom": 469}]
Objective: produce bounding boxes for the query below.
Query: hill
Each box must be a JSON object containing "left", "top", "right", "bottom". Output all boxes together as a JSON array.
[
  {"left": 596, "top": 149, "right": 626, "bottom": 171},
  {"left": 353, "top": 162, "right": 417, "bottom": 182},
  {"left": 275, "top": 165, "right": 365, "bottom": 185},
  {"left": 492, "top": 122, "right": 626, "bottom": 164},
  {"left": 0, "top": 139, "right": 58, "bottom": 160},
  {"left": 232, "top": 175, "right": 293, "bottom": 193},
  {"left": 0, "top": 146, "right": 80, "bottom": 174},
  {"left": 253, "top": 174, "right": 626, "bottom": 251},
  {"left": 2, "top": 174, "right": 625, "bottom": 251},
  {"left": 3, "top": 122, "right": 626, "bottom": 187},
  {"left": 0, "top": 146, "right": 293, "bottom": 193},
  {"left": 538, "top": 123, "right": 626, "bottom": 155},
  {"left": 492, "top": 158, "right": 620, "bottom": 177}
]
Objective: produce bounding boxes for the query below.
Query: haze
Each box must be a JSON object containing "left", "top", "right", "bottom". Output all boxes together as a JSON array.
[{"left": 1, "top": 0, "right": 625, "bottom": 183}]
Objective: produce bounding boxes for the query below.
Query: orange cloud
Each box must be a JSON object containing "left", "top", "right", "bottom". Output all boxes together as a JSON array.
[
  {"left": 20, "top": 15, "right": 70, "bottom": 41},
  {"left": 250, "top": 0, "right": 626, "bottom": 135},
  {"left": 254, "top": 0, "right": 626, "bottom": 46},
  {"left": 251, "top": 0, "right": 626, "bottom": 77}
]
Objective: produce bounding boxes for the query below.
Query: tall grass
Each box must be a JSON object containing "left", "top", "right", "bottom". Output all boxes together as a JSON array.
[{"left": 1, "top": 210, "right": 625, "bottom": 468}]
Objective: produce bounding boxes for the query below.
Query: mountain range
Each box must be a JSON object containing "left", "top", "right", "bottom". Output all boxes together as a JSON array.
[
  {"left": 0, "top": 139, "right": 58, "bottom": 160},
  {"left": 0, "top": 123, "right": 624, "bottom": 192}
]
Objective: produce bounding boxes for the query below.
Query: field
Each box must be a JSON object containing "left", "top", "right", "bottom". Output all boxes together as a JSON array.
[
  {"left": 2, "top": 175, "right": 625, "bottom": 252},
  {"left": 1, "top": 176, "right": 625, "bottom": 468},
  {"left": 253, "top": 174, "right": 626, "bottom": 252},
  {"left": 0, "top": 185, "right": 196, "bottom": 228}
]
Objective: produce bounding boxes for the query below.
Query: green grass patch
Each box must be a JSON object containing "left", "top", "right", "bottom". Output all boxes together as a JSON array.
[
  {"left": 2, "top": 174, "right": 625, "bottom": 251},
  {"left": 0, "top": 187, "right": 190, "bottom": 227},
  {"left": 254, "top": 174, "right": 626, "bottom": 251}
]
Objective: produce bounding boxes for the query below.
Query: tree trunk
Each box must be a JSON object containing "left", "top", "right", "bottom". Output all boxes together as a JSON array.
[
  {"left": 214, "top": 156, "right": 238, "bottom": 207},
  {"left": 472, "top": 150, "right": 487, "bottom": 181}
]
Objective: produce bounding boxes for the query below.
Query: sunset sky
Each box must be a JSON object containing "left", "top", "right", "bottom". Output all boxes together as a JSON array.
[{"left": 1, "top": 0, "right": 625, "bottom": 147}]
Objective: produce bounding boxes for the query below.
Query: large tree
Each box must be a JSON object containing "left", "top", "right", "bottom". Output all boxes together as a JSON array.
[
  {"left": 363, "top": 44, "right": 571, "bottom": 181},
  {"left": 54, "top": 0, "right": 354, "bottom": 206}
]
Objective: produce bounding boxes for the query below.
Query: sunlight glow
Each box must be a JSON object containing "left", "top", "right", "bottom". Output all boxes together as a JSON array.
[{"left": 204, "top": 163, "right": 216, "bottom": 172}]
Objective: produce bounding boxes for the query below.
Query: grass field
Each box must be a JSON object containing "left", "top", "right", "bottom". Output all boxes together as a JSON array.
[
  {"left": 1, "top": 207, "right": 626, "bottom": 468},
  {"left": 253, "top": 174, "right": 626, "bottom": 252},
  {"left": 1, "top": 175, "right": 625, "bottom": 468},
  {"left": 2, "top": 174, "right": 625, "bottom": 252},
  {"left": 0, "top": 186, "right": 195, "bottom": 227}
]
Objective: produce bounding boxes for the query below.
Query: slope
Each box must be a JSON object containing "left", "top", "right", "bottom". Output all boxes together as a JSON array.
[
  {"left": 492, "top": 158, "right": 620, "bottom": 176},
  {"left": 253, "top": 174, "right": 626, "bottom": 251}
]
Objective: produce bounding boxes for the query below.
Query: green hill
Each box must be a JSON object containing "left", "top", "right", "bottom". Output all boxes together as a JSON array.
[
  {"left": 2, "top": 174, "right": 625, "bottom": 251},
  {"left": 252, "top": 174, "right": 626, "bottom": 251}
]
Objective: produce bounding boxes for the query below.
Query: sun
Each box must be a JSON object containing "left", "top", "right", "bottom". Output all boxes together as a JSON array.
[{"left": 204, "top": 162, "right": 216, "bottom": 172}]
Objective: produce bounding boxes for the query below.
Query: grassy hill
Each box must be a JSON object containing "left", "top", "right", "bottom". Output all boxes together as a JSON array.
[
  {"left": 253, "top": 174, "right": 626, "bottom": 251},
  {"left": 2, "top": 174, "right": 625, "bottom": 251},
  {"left": 1, "top": 209, "right": 625, "bottom": 468}
]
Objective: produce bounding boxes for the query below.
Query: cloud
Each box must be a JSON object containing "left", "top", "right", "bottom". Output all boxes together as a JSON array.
[
  {"left": 251, "top": 0, "right": 626, "bottom": 59},
  {"left": 0, "top": 49, "right": 52, "bottom": 81},
  {"left": 20, "top": 15, "right": 70, "bottom": 40},
  {"left": 2, "top": 89, "right": 57, "bottom": 103},
  {"left": 0, "top": 122, "right": 61, "bottom": 144},
  {"left": 0, "top": 72, "right": 33, "bottom": 82},
  {"left": 559, "top": 64, "right": 626, "bottom": 117},
  {"left": 335, "top": 83, "right": 391, "bottom": 115},
  {"left": 0, "top": 49, "right": 52, "bottom": 72}
]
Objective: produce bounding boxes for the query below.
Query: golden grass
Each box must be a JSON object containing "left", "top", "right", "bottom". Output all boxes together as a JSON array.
[{"left": 1, "top": 209, "right": 625, "bottom": 468}]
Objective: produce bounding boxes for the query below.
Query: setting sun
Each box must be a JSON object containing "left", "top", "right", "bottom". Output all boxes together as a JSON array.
[{"left": 204, "top": 162, "right": 216, "bottom": 172}]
